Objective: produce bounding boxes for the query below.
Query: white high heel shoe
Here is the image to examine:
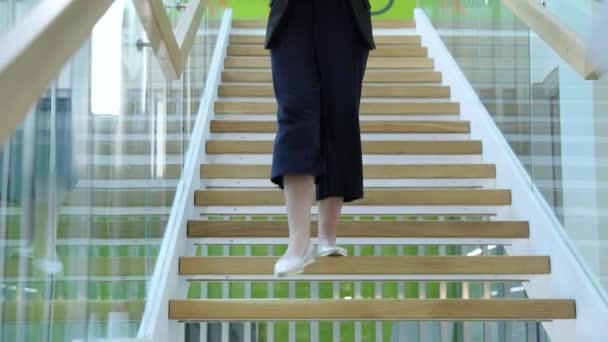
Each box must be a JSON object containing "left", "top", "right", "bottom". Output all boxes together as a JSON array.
[
  {"left": 274, "top": 243, "right": 316, "bottom": 277},
  {"left": 317, "top": 243, "right": 348, "bottom": 257}
]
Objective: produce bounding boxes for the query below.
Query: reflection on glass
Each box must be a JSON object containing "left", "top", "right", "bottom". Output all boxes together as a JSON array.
[
  {"left": 421, "top": 0, "right": 533, "bottom": 171},
  {"left": 0, "top": 0, "right": 42, "bottom": 35},
  {"left": 0, "top": 0, "right": 216, "bottom": 340},
  {"left": 590, "top": 1, "right": 608, "bottom": 72},
  {"left": 543, "top": 0, "right": 594, "bottom": 38},
  {"left": 419, "top": 0, "right": 608, "bottom": 305},
  {"left": 529, "top": 35, "right": 608, "bottom": 293}
]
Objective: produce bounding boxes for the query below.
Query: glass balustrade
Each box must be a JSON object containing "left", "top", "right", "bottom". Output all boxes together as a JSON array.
[
  {"left": 541, "top": 0, "right": 594, "bottom": 38},
  {"left": 0, "top": 0, "right": 41, "bottom": 35},
  {"left": 0, "top": 0, "right": 219, "bottom": 340},
  {"left": 419, "top": 0, "right": 608, "bottom": 311}
]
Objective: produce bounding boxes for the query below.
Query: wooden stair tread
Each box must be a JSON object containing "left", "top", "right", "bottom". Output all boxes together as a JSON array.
[
  {"left": 232, "top": 19, "right": 416, "bottom": 29},
  {"left": 215, "top": 101, "right": 460, "bottom": 115},
  {"left": 194, "top": 189, "right": 511, "bottom": 206},
  {"left": 224, "top": 56, "right": 435, "bottom": 69},
  {"left": 222, "top": 70, "right": 442, "bottom": 83},
  {"left": 200, "top": 164, "right": 495, "bottom": 179},
  {"left": 211, "top": 120, "right": 468, "bottom": 133},
  {"left": 228, "top": 45, "right": 428, "bottom": 57},
  {"left": 230, "top": 34, "right": 422, "bottom": 45},
  {"left": 218, "top": 84, "right": 450, "bottom": 98},
  {"left": 169, "top": 299, "right": 576, "bottom": 321},
  {"left": 187, "top": 220, "right": 528, "bottom": 238},
  {"left": 179, "top": 256, "right": 549, "bottom": 276},
  {"left": 206, "top": 140, "right": 481, "bottom": 155}
]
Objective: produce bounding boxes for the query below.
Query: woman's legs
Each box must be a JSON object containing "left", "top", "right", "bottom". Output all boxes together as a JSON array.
[
  {"left": 282, "top": 184, "right": 346, "bottom": 258},
  {"left": 317, "top": 197, "right": 343, "bottom": 247},
  {"left": 282, "top": 174, "right": 314, "bottom": 258},
  {"left": 268, "top": 0, "right": 319, "bottom": 265}
]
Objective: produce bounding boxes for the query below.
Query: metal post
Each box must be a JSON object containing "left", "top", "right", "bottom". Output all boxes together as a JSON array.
[
  {"left": 332, "top": 281, "right": 340, "bottom": 342},
  {"left": 267, "top": 244, "right": 275, "bottom": 342},
  {"left": 44, "top": 79, "right": 59, "bottom": 340},
  {"left": 221, "top": 245, "right": 229, "bottom": 342},
  {"left": 374, "top": 245, "right": 382, "bottom": 342},
  {"left": 200, "top": 244, "right": 208, "bottom": 342},
  {"left": 311, "top": 281, "right": 320, "bottom": 342},
  {"left": 354, "top": 245, "right": 362, "bottom": 342},
  {"left": 244, "top": 245, "right": 252, "bottom": 342}
]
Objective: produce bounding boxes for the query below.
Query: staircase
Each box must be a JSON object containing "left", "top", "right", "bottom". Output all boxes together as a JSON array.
[{"left": 168, "top": 19, "right": 576, "bottom": 338}]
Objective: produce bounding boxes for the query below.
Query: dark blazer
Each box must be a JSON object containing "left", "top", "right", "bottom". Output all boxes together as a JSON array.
[{"left": 264, "top": 0, "right": 376, "bottom": 50}]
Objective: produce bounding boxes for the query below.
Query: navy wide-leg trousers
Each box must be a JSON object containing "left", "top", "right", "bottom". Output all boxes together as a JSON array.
[{"left": 269, "top": 0, "right": 369, "bottom": 203}]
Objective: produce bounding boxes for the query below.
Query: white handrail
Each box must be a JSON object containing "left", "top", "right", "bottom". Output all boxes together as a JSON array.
[{"left": 135, "top": 9, "right": 233, "bottom": 342}]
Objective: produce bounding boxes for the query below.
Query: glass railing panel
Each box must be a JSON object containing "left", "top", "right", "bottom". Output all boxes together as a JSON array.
[
  {"left": 416, "top": 1, "right": 556, "bottom": 340},
  {"left": 419, "top": 0, "right": 608, "bottom": 305},
  {"left": 418, "top": 0, "right": 534, "bottom": 176},
  {"left": 145, "top": 4, "right": 212, "bottom": 146},
  {"left": 528, "top": 30, "right": 608, "bottom": 294},
  {"left": 0, "top": 0, "right": 211, "bottom": 340},
  {"left": 186, "top": 9, "right": 219, "bottom": 133},
  {"left": 0, "top": 0, "right": 41, "bottom": 35}
]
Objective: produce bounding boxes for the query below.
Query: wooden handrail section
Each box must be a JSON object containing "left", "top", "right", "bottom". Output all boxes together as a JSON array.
[
  {"left": 502, "top": 0, "right": 603, "bottom": 80},
  {"left": 0, "top": 0, "right": 205, "bottom": 143},
  {"left": 134, "top": 0, "right": 204, "bottom": 80},
  {"left": 0, "top": 0, "right": 113, "bottom": 144}
]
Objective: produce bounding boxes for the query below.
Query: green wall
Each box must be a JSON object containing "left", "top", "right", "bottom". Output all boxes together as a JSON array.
[{"left": 207, "top": 0, "right": 417, "bottom": 19}]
